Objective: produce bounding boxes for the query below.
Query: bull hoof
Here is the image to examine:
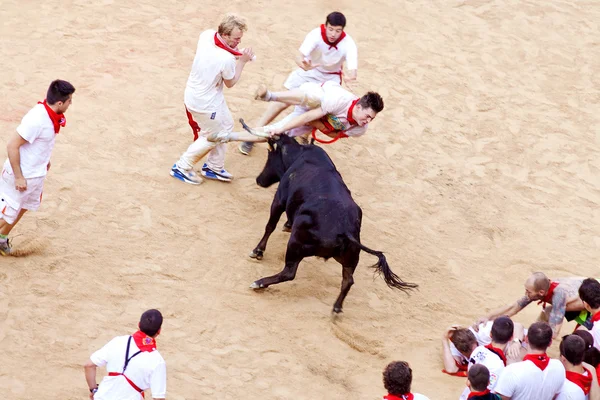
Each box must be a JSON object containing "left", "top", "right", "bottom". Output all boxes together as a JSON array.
[
  {"left": 249, "top": 250, "right": 263, "bottom": 260},
  {"left": 282, "top": 226, "right": 291, "bottom": 233},
  {"left": 332, "top": 307, "right": 343, "bottom": 314},
  {"left": 250, "top": 281, "right": 265, "bottom": 290}
]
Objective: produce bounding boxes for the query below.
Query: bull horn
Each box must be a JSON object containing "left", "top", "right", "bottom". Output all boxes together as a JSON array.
[{"left": 239, "top": 118, "right": 271, "bottom": 138}]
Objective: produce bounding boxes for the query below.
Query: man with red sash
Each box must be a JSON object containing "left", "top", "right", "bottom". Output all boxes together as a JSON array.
[
  {"left": 84, "top": 309, "right": 166, "bottom": 400},
  {"left": 382, "top": 360, "right": 431, "bottom": 400},
  {"left": 239, "top": 11, "right": 358, "bottom": 155},
  {"left": 473, "top": 272, "right": 593, "bottom": 339},
  {"left": 170, "top": 13, "right": 256, "bottom": 185},
  {"left": 210, "top": 81, "right": 384, "bottom": 146},
  {"left": 466, "top": 364, "right": 502, "bottom": 400},
  {"left": 458, "top": 317, "right": 516, "bottom": 400},
  {"left": 494, "top": 322, "right": 565, "bottom": 400},
  {"left": 557, "top": 334, "right": 600, "bottom": 400},
  {"left": 0, "top": 79, "right": 75, "bottom": 255},
  {"left": 579, "top": 278, "right": 600, "bottom": 353}
]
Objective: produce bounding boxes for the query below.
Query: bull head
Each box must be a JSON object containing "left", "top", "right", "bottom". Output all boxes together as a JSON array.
[{"left": 256, "top": 135, "right": 301, "bottom": 188}]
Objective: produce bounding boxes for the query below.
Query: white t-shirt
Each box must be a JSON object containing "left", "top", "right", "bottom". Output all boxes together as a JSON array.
[
  {"left": 91, "top": 335, "right": 166, "bottom": 400},
  {"left": 299, "top": 26, "right": 358, "bottom": 74},
  {"left": 557, "top": 379, "right": 588, "bottom": 400},
  {"left": 459, "top": 345, "right": 506, "bottom": 400},
  {"left": 383, "top": 394, "right": 430, "bottom": 400},
  {"left": 319, "top": 81, "right": 366, "bottom": 137},
  {"left": 184, "top": 29, "right": 236, "bottom": 113},
  {"left": 3, "top": 103, "right": 56, "bottom": 179},
  {"left": 590, "top": 318, "right": 600, "bottom": 350},
  {"left": 494, "top": 358, "right": 565, "bottom": 400}
]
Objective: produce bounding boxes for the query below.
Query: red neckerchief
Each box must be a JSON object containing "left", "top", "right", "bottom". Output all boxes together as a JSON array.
[
  {"left": 566, "top": 368, "right": 593, "bottom": 395},
  {"left": 38, "top": 100, "right": 66, "bottom": 134},
  {"left": 523, "top": 353, "right": 550, "bottom": 371},
  {"left": 485, "top": 343, "right": 507, "bottom": 366},
  {"left": 320, "top": 24, "right": 346, "bottom": 50},
  {"left": 347, "top": 98, "right": 359, "bottom": 126},
  {"left": 384, "top": 394, "right": 414, "bottom": 400},
  {"left": 591, "top": 310, "right": 600, "bottom": 323},
  {"left": 468, "top": 389, "right": 491, "bottom": 399},
  {"left": 132, "top": 330, "right": 157, "bottom": 352},
  {"left": 537, "top": 281, "right": 558, "bottom": 308},
  {"left": 213, "top": 33, "right": 242, "bottom": 56}
]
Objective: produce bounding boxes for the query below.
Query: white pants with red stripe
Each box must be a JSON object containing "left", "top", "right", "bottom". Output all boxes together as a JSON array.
[
  {"left": 176, "top": 103, "right": 233, "bottom": 172},
  {"left": 0, "top": 167, "right": 45, "bottom": 224}
]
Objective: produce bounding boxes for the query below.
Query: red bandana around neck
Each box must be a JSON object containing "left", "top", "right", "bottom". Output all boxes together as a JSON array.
[
  {"left": 214, "top": 33, "right": 243, "bottom": 56},
  {"left": 320, "top": 24, "right": 346, "bottom": 50},
  {"left": 566, "top": 368, "right": 593, "bottom": 395},
  {"left": 591, "top": 310, "right": 600, "bottom": 323},
  {"left": 485, "top": 343, "right": 507, "bottom": 366},
  {"left": 347, "top": 98, "right": 359, "bottom": 126},
  {"left": 132, "top": 330, "right": 157, "bottom": 352},
  {"left": 38, "top": 100, "right": 65, "bottom": 134},
  {"left": 384, "top": 394, "right": 414, "bottom": 400},
  {"left": 523, "top": 353, "right": 550, "bottom": 371},
  {"left": 468, "top": 389, "right": 491, "bottom": 399},
  {"left": 537, "top": 281, "right": 558, "bottom": 308}
]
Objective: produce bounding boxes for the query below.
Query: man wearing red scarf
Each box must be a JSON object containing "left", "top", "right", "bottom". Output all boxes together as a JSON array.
[
  {"left": 466, "top": 364, "right": 502, "bottom": 399},
  {"left": 473, "top": 272, "right": 592, "bottom": 340},
  {"left": 84, "top": 309, "right": 166, "bottom": 400},
  {"left": 579, "top": 278, "right": 600, "bottom": 353},
  {"left": 382, "top": 361, "right": 431, "bottom": 400},
  {"left": 170, "top": 13, "right": 255, "bottom": 185},
  {"left": 0, "top": 79, "right": 75, "bottom": 256},
  {"left": 238, "top": 11, "right": 359, "bottom": 156},
  {"left": 494, "top": 322, "right": 565, "bottom": 400},
  {"left": 556, "top": 334, "right": 599, "bottom": 400}
]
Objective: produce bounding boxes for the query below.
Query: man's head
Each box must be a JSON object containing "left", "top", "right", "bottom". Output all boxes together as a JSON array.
[
  {"left": 353, "top": 92, "right": 384, "bottom": 126},
  {"left": 324, "top": 12, "right": 346, "bottom": 43},
  {"left": 218, "top": 13, "right": 248, "bottom": 49},
  {"left": 524, "top": 272, "right": 551, "bottom": 301},
  {"left": 450, "top": 328, "right": 478, "bottom": 357},
  {"left": 467, "top": 364, "right": 490, "bottom": 393},
  {"left": 559, "top": 334, "right": 585, "bottom": 367},
  {"left": 47, "top": 79, "right": 75, "bottom": 114},
  {"left": 138, "top": 309, "right": 163, "bottom": 337},
  {"left": 382, "top": 361, "right": 412, "bottom": 395},
  {"left": 579, "top": 278, "right": 600, "bottom": 312},
  {"left": 527, "top": 321, "right": 553, "bottom": 352},
  {"left": 491, "top": 316, "right": 514, "bottom": 345}
]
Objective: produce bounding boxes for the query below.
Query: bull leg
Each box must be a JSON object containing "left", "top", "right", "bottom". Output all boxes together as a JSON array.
[
  {"left": 250, "top": 198, "right": 285, "bottom": 260},
  {"left": 250, "top": 241, "right": 303, "bottom": 289},
  {"left": 332, "top": 253, "right": 359, "bottom": 314}
]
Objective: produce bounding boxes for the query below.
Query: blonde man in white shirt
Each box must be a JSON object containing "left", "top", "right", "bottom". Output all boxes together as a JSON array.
[
  {"left": 0, "top": 79, "right": 75, "bottom": 256},
  {"left": 170, "top": 13, "right": 255, "bottom": 185},
  {"left": 84, "top": 309, "right": 166, "bottom": 400},
  {"left": 239, "top": 11, "right": 358, "bottom": 155}
]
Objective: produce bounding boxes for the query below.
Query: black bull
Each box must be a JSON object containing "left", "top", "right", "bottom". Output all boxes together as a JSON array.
[{"left": 249, "top": 134, "right": 418, "bottom": 313}]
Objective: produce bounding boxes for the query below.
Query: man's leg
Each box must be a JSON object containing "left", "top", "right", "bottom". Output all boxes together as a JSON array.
[
  {"left": 1, "top": 205, "right": 27, "bottom": 256},
  {"left": 201, "top": 104, "right": 235, "bottom": 182},
  {"left": 238, "top": 102, "right": 289, "bottom": 155}
]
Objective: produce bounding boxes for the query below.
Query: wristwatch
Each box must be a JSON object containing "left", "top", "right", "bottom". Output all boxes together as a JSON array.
[{"left": 90, "top": 386, "right": 99, "bottom": 394}]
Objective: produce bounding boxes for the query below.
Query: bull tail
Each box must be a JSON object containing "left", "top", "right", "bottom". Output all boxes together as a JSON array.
[{"left": 347, "top": 237, "right": 418, "bottom": 293}]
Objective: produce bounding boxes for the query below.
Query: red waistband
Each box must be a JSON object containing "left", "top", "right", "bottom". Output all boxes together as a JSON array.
[{"left": 108, "top": 372, "right": 144, "bottom": 395}]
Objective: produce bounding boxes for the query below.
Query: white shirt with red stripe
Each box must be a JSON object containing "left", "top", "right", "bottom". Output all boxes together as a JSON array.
[
  {"left": 3, "top": 103, "right": 56, "bottom": 179},
  {"left": 590, "top": 312, "right": 600, "bottom": 351},
  {"left": 319, "top": 81, "right": 367, "bottom": 137},
  {"left": 557, "top": 379, "right": 589, "bottom": 400},
  {"left": 90, "top": 335, "right": 166, "bottom": 400},
  {"left": 459, "top": 345, "right": 506, "bottom": 400},
  {"left": 493, "top": 358, "right": 565, "bottom": 400},
  {"left": 184, "top": 29, "right": 237, "bottom": 113},
  {"left": 383, "top": 393, "right": 430, "bottom": 400},
  {"left": 299, "top": 26, "right": 358, "bottom": 75}
]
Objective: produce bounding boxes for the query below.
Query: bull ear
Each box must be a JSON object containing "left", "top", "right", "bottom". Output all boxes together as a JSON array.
[{"left": 267, "top": 139, "right": 274, "bottom": 152}]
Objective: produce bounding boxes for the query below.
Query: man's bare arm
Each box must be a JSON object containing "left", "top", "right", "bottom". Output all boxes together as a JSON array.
[
  {"left": 549, "top": 290, "right": 567, "bottom": 338},
  {"left": 473, "top": 296, "right": 531, "bottom": 331}
]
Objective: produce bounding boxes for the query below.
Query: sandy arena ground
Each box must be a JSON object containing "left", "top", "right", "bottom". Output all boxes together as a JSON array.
[{"left": 1, "top": 0, "right": 599, "bottom": 399}]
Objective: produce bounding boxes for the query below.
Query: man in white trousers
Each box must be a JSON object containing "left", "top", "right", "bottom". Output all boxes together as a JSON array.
[{"left": 170, "top": 13, "right": 255, "bottom": 184}]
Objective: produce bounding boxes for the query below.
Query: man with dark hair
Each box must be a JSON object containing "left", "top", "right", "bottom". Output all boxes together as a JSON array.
[
  {"left": 84, "top": 309, "right": 166, "bottom": 400},
  {"left": 557, "top": 334, "right": 599, "bottom": 399},
  {"left": 474, "top": 272, "right": 594, "bottom": 339},
  {"left": 0, "top": 79, "right": 75, "bottom": 255},
  {"left": 494, "top": 321, "right": 565, "bottom": 400},
  {"left": 382, "top": 361, "right": 430, "bottom": 400},
  {"left": 457, "top": 317, "right": 518, "bottom": 400},
  {"left": 239, "top": 11, "right": 358, "bottom": 155},
  {"left": 466, "top": 364, "right": 502, "bottom": 399},
  {"left": 579, "top": 278, "right": 600, "bottom": 350},
  {"left": 442, "top": 327, "right": 479, "bottom": 375},
  {"left": 210, "top": 81, "right": 384, "bottom": 146}
]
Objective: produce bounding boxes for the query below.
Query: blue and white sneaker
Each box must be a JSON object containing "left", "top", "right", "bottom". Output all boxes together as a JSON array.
[
  {"left": 0, "top": 238, "right": 11, "bottom": 256},
  {"left": 201, "top": 163, "right": 233, "bottom": 182},
  {"left": 170, "top": 164, "right": 202, "bottom": 185}
]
